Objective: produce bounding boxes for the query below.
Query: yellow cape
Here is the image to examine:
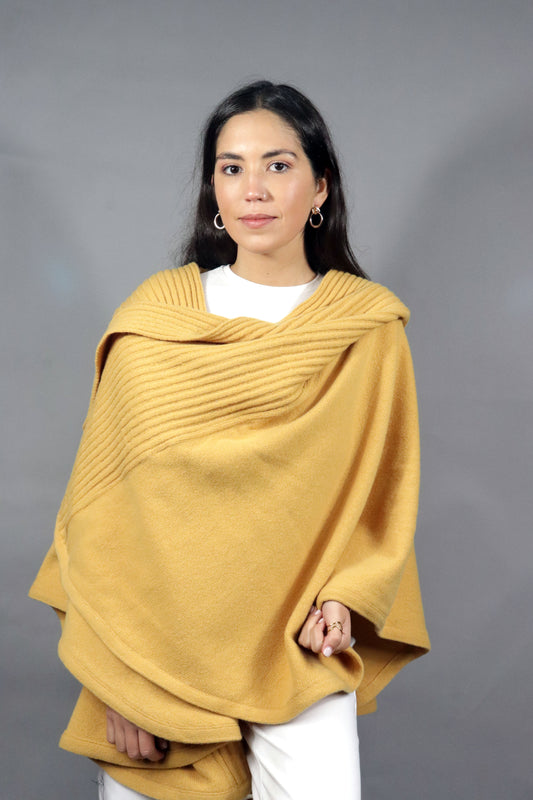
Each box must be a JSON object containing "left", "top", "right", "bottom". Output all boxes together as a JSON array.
[{"left": 30, "top": 263, "right": 429, "bottom": 800}]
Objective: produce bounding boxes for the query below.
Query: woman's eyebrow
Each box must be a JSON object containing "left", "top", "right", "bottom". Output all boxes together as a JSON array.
[
  {"left": 216, "top": 152, "right": 244, "bottom": 161},
  {"left": 215, "top": 149, "right": 298, "bottom": 161},
  {"left": 262, "top": 149, "right": 298, "bottom": 159}
]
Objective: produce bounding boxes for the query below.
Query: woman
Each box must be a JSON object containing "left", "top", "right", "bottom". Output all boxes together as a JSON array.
[{"left": 30, "top": 81, "right": 430, "bottom": 800}]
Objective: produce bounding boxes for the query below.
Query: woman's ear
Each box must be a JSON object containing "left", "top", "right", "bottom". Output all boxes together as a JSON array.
[{"left": 314, "top": 169, "right": 330, "bottom": 207}]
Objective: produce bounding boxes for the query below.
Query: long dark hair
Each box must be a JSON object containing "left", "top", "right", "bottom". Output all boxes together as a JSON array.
[{"left": 181, "top": 80, "right": 367, "bottom": 278}]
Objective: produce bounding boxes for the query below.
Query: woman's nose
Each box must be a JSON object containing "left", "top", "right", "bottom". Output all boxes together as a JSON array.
[{"left": 244, "top": 173, "right": 268, "bottom": 201}]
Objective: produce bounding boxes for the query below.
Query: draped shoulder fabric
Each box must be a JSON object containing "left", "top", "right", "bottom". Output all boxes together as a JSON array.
[{"left": 30, "top": 263, "right": 430, "bottom": 800}]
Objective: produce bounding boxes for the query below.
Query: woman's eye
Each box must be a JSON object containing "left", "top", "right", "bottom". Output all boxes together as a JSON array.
[
  {"left": 222, "top": 164, "right": 242, "bottom": 175},
  {"left": 269, "top": 162, "right": 289, "bottom": 173}
]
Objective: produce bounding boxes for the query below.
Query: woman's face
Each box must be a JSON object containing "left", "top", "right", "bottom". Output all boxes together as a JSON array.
[{"left": 212, "top": 109, "right": 328, "bottom": 263}]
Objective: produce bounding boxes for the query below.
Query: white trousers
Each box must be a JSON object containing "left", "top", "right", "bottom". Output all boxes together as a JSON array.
[{"left": 97, "top": 691, "right": 360, "bottom": 800}]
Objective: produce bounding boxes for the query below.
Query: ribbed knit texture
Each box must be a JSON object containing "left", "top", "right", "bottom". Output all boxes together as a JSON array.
[{"left": 30, "top": 263, "right": 429, "bottom": 800}]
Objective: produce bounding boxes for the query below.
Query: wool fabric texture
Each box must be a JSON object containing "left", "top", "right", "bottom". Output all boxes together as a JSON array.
[{"left": 30, "top": 263, "right": 430, "bottom": 800}]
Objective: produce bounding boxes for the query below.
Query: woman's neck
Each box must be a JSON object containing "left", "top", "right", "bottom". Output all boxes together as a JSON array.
[{"left": 231, "top": 251, "right": 316, "bottom": 287}]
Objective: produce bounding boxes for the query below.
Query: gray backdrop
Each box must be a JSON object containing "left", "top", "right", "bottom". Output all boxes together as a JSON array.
[{"left": 2, "top": 1, "right": 532, "bottom": 798}]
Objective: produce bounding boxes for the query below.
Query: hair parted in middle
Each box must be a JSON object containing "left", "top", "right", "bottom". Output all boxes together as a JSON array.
[{"left": 181, "top": 80, "right": 367, "bottom": 279}]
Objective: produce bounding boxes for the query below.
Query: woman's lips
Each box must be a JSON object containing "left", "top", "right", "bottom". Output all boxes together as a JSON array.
[{"left": 239, "top": 215, "right": 276, "bottom": 229}]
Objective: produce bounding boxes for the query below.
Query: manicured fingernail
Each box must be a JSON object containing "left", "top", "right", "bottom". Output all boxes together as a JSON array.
[
  {"left": 318, "top": 618, "right": 323, "bottom": 624},
  {"left": 314, "top": 608, "right": 321, "bottom": 615},
  {"left": 323, "top": 646, "right": 332, "bottom": 657}
]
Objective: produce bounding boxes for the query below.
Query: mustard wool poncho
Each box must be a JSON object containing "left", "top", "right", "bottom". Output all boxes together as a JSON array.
[{"left": 30, "top": 263, "right": 430, "bottom": 800}]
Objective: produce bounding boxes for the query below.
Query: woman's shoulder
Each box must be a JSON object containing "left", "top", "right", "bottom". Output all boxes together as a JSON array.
[
  {"left": 325, "top": 269, "right": 411, "bottom": 326},
  {"left": 118, "top": 263, "right": 202, "bottom": 310}
]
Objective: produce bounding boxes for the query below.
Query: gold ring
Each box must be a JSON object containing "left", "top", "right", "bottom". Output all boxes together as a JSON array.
[{"left": 327, "top": 621, "right": 343, "bottom": 634}]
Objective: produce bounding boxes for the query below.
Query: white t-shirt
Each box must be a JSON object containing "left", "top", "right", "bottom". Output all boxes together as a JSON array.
[{"left": 200, "top": 264, "right": 323, "bottom": 323}]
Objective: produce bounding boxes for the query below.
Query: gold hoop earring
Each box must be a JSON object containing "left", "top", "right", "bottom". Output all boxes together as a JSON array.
[
  {"left": 214, "top": 211, "right": 225, "bottom": 230},
  {"left": 309, "top": 206, "right": 324, "bottom": 229}
]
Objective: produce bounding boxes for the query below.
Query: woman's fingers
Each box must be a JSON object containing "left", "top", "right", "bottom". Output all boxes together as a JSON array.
[
  {"left": 310, "top": 615, "right": 326, "bottom": 653},
  {"left": 298, "top": 600, "right": 353, "bottom": 656},
  {"left": 124, "top": 724, "right": 142, "bottom": 760},
  {"left": 321, "top": 624, "right": 344, "bottom": 657},
  {"left": 321, "top": 600, "right": 351, "bottom": 656},
  {"left": 298, "top": 606, "right": 324, "bottom": 651},
  {"left": 106, "top": 708, "right": 127, "bottom": 753},
  {"left": 106, "top": 708, "right": 116, "bottom": 744},
  {"left": 137, "top": 728, "right": 165, "bottom": 761},
  {"left": 105, "top": 706, "right": 166, "bottom": 762}
]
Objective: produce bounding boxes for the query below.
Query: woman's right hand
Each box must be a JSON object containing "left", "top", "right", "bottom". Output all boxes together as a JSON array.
[
  {"left": 106, "top": 706, "right": 168, "bottom": 762},
  {"left": 298, "top": 601, "right": 352, "bottom": 657}
]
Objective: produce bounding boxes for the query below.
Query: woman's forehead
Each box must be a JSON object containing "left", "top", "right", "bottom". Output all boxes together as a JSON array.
[{"left": 216, "top": 109, "right": 301, "bottom": 154}]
